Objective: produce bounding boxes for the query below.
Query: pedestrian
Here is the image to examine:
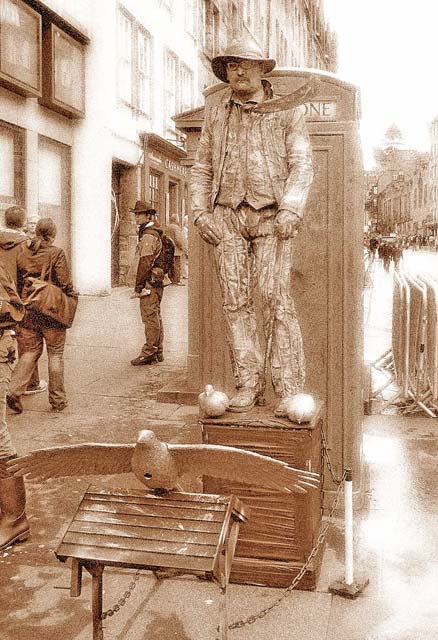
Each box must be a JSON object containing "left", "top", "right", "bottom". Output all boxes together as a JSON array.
[
  {"left": 130, "top": 201, "right": 165, "bottom": 366},
  {"left": 25, "top": 214, "right": 39, "bottom": 239},
  {"left": 190, "top": 33, "right": 313, "bottom": 416},
  {"left": 6, "top": 218, "right": 76, "bottom": 414},
  {"left": 165, "top": 214, "right": 187, "bottom": 285},
  {"left": 0, "top": 207, "right": 47, "bottom": 396},
  {"left": 0, "top": 262, "right": 29, "bottom": 550},
  {"left": 181, "top": 214, "right": 189, "bottom": 279},
  {"left": 0, "top": 206, "right": 28, "bottom": 286}
]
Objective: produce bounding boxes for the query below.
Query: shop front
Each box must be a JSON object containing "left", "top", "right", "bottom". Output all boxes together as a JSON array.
[{"left": 142, "top": 133, "right": 188, "bottom": 227}]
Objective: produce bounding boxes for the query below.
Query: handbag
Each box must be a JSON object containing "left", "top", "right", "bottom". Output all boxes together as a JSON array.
[{"left": 24, "top": 256, "right": 78, "bottom": 328}]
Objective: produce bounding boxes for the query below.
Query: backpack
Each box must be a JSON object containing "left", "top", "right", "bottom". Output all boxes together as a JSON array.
[{"left": 143, "top": 229, "right": 175, "bottom": 276}]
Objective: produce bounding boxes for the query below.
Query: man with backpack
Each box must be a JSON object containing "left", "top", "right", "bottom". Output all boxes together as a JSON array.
[{"left": 130, "top": 201, "right": 174, "bottom": 366}]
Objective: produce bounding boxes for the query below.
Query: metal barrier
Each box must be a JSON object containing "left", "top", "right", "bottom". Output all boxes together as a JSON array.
[{"left": 370, "top": 263, "right": 438, "bottom": 417}]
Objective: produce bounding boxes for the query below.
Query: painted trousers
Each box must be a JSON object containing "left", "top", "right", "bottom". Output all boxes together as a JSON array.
[
  {"left": 0, "top": 331, "right": 17, "bottom": 459},
  {"left": 10, "top": 319, "right": 67, "bottom": 409},
  {"left": 139, "top": 286, "right": 164, "bottom": 357},
  {"left": 212, "top": 203, "right": 305, "bottom": 396}
]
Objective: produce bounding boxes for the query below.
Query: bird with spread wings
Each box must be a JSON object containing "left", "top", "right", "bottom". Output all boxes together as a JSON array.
[{"left": 5, "top": 430, "right": 319, "bottom": 494}]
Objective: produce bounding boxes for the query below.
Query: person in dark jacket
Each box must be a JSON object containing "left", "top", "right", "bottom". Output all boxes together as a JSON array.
[
  {"left": 130, "top": 201, "right": 165, "bottom": 366},
  {"left": 0, "top": 205, "right": 28, "bottom": 284},
  {"left": 0, "top": 262, "right": 29, "bottom": 550},
  {"left": 6, "top": 218, "right": 76, "bottom": 414},
  {"left": 0, "top": 206, "right": 46, "bottom": 395}
]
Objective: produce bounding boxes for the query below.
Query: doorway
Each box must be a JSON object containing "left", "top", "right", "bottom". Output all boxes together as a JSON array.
[{"left": 111, "top": 164, "right": 122, "bottom": 287}]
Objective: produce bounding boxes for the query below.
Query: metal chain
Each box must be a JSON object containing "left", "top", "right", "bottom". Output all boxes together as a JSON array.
[
  {"left": 320, "top": 424, "right": 344, "bottom": 485},
  {"left": 101, "top": 570, "right": 142, "bottom": 620},
  {"left": 101, "top": 425, "right": 346, "bottom": 632},
  {"left": 221, "top": 470, "right": 346, "bottom": 635}
]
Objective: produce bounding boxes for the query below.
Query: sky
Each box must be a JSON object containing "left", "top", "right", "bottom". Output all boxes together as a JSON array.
[{"left": 323, "top": 0, "right": 438, "bottom": 168}]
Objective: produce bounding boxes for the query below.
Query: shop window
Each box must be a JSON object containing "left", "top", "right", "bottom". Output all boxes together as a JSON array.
[
  {"left": 38, "top": 136, "right": 71, "bottom": 257},
  {"left": 0, "top": 120, "right": 25, "bottom": 206},
  {"left": 0, "top": 0, "right": 41, "bottom": 96},
  {"left": 149, "top": 171, "right": 161, "bottom": 212}
]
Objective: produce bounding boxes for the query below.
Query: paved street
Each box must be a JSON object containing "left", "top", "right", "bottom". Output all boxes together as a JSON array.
[{"left": 2, "top": 267, "right": 438, "bottom": 640}]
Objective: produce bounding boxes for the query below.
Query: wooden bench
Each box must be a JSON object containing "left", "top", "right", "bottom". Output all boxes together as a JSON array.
[{"left": 55, "top": 485, "right": 248, "bottom": 640}]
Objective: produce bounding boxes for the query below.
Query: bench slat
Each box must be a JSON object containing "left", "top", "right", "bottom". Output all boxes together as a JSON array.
[
  {"left": 63, "top": 531, "right": 218, "bottom": 557},
  {"left": 68, "top": 520, "right": 220, "bottom": 544},
  {"left": 74, "top": 511, "right": 223, "bottom": 533},
  {"left": 56, "top": 543, "right": 214, "bottom": 573}
]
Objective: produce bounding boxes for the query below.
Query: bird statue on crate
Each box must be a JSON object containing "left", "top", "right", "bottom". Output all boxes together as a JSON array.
[{"left": 5, "top": 429, "right": 319, "bottom": 495}]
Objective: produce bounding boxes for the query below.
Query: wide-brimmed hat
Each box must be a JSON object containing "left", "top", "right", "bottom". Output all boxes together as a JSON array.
[
  {"left": 130, "top": 200, "right": 157, "bottom": 215},
  {"left": 211, "top": 33, "right": 276, "bottom": 83}
]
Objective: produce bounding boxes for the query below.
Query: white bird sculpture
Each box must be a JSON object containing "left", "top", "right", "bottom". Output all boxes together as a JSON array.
[{"left": 5, "top": 429, "right": 319, "bottom": 495}]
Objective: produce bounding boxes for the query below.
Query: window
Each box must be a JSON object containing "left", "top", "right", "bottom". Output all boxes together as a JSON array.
[
  {"left": 185, "top": 0, "right": 197, "bottom": 37},
  {"left": 164, "top": 49, "right": 178, "bottom": 131},
  {"left": 137, "top": 28, "right": 151, "bottom": 114},
  {"left": 161, "top": 0, "right": 174, "bottom": 15},
  {"left": 149, "top": 171, "right": 161, "bottom": 211},
  {"left": 230, "top": 2, "right": 239, "bottom": 40},
  {"left": 117, "top": 9, "right": 133, "bottom": 104},
  {"left": 201, "top": 0, "right": 219, "bottom": 57},
  {"left": 180, "top": 63, "right": 193, "bottom": 112},
  {"left": 117, "top": 9, "right": 152, "bottom": 114}
]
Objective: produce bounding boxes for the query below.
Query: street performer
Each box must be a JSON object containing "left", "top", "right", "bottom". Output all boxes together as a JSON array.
[{"left": 190, "top": 33, "right": 314, "bottom": 416}]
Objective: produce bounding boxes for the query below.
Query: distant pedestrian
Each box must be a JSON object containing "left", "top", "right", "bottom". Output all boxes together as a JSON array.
[
  {"left": 7, "top": 218, "right": 76, "bottom": 414},
  {"left": 130, "top": 201, "right": 166, "bottom": 366},
  {"left": 181, "top": 214, "right": 189, "bottom": 279},
  {"left": 165, "top": 214, "right": 187, "bottom": 285},
  {"left": 0, "top": 262, "right": 29, "bottom": 551},
  {"left": 24, "top": 214, "right": 39, "bottom": 240}
]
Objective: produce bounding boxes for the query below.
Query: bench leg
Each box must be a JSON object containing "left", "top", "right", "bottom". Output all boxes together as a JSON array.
[
  {"left": 218, "top": 585, "right": 228, "bottom": 640},
  {"left": 85, "top": 563, "right": 105, "bottom": 640}
]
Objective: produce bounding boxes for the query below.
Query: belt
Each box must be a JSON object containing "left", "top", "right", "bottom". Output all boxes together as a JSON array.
[{"left": 238, "top": 200, "right": 276, "bottom": 211}]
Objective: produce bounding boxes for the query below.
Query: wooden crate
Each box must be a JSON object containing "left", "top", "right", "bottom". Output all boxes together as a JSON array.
[{"left": 201, "top": 404, "right": 324, "bottom": 589}]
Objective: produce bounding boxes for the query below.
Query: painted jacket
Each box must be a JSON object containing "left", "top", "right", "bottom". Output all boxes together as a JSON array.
[{"left": 190, "top": 86, "right": 314, "bottom": 221}]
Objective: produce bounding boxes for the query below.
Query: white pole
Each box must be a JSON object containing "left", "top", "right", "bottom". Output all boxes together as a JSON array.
[{"left": 344, "top": 469, "right": 354, "bottom": 585}]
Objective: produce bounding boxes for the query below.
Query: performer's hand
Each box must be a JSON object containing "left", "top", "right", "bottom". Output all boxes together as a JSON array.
[
  {"left": 194, "top": 212, "right": 221, "bottom": 246},
  {"left": 274, "top": 210, "right": 301, "bottom": 240}
]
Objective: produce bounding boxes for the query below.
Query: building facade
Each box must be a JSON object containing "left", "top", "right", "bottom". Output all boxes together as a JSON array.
[
  {"left": 0, "top": 0, "right": 336, "bottom": 295},
  {"left": 196, "top": 0, "right": 337, "bottom": 92}
]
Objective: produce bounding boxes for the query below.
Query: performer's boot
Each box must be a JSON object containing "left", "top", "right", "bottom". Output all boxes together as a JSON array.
[
  {"left": 228, "top": 386, "right": 262, "bottom": 413},
  {"left": 0, "top": 458, "right": 30, "bottom": 551}
]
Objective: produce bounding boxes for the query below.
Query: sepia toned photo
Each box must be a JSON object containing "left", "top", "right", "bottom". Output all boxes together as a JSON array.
[{"left": 0, "top": 1, "right": 437, "bottom": 638}]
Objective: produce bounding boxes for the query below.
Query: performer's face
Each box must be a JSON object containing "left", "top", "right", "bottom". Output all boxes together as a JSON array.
[{"left": 226, "top": 59, "right": 263, "bottom": 98}]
